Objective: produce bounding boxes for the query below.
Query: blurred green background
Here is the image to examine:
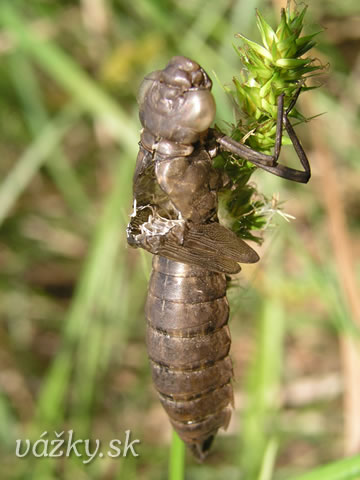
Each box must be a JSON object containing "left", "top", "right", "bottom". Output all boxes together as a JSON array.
[{"left": 0, "top": 1, "right": 360, "bottom": 479}]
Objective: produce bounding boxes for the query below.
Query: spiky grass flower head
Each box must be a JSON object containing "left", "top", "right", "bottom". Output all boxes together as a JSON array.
[
  {"left": 215, "top": 3, "right": 323, "bottom": 240},
  {"left": 232, "top": 3, "right": 323, "bottom": 153}
]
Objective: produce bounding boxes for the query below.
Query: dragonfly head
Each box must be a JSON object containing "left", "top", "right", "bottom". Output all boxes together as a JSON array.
[{"left": 138, "top": 56, "right": 216, "bottom": 145}]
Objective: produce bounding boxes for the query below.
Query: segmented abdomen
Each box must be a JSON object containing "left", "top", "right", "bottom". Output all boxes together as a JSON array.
[{"left": 145, "top": 255, "right": 234, "bottom": 460}]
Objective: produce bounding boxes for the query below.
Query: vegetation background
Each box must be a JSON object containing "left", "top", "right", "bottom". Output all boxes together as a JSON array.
[{"left": 0, "top": 0, "right": 359, "bottom": 479}]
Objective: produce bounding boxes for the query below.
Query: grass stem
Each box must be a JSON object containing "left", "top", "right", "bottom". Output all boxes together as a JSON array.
[{"left": 169, "top": 430, "right": 185, "bottom": 480}]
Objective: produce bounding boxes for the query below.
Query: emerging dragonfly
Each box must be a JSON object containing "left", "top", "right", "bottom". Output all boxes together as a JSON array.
[{"left": 127, "top": 56, "right": 310, "bottom": 460}]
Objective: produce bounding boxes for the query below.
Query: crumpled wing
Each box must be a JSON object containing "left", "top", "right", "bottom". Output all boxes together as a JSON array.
[
  {"left": 158, "top": 242, "right": 241, "bottom": 274},
  {"left": 185, "top": 223, "right": 259, "bottom": 263},
  {"left": 158, "top": 222, "right": 259, "bottom": 275}
]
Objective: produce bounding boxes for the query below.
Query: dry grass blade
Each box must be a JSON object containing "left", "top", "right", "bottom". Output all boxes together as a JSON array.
[
  {"left": 306, "top": 103, "right": 360, "bottom": 454},
  {"left": 273, "top": 0, "right": 360, "bottom": 462}
]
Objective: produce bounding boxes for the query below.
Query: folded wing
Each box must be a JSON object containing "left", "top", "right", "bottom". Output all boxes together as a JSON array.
[{"left": 158, "top": 222, "right": 259, "bottom": 274}]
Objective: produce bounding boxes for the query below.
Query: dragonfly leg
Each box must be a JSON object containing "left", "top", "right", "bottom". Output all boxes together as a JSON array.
[
  {"left": 216, "top": 134, "right": 276, "bottom": 167},
  {"left": 215, "top": 93, "right": 285, "bottom": 167},
  {"left": 215, "top": 88, "right": 311, "bottom": 183},
  {"left": 255, "top": 86, "right": 311, "bottom": 183},
  {"left": 286, "top": 85, "right": 303, "bottom": 115}
]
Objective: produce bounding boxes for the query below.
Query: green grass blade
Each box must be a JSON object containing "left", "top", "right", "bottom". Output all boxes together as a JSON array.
[
  {"left": 239, "top": 269, "right": 286, "bottom": 478},
  {"left": 289, "top": 455, "right": 360, "bottom": 480},
  {"left": 0, "top": 3, "right": 138, "bottom": 154},
  {"left": 8, "top": 50, "right": 90, "bottom": 212},
  {"left": 34, "top": 149, "right": 134, "bottom": 427},
  {"left": 30, "top": 149, "right": 135, "bottom": 478},
  {"left": 0, "top": 105, "right": 80, "bottom": 227},
  {"left": 258, "top": 438, "right": 278, "bottom": 480},
  {"left": 169, "top": 430, "right": 185, "bottom": 480}
]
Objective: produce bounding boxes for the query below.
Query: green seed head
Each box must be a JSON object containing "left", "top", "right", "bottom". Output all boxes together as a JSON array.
[
  {"left": 216, "top": 3, "right": 323, "bottom": 240},
  {"left": 232, "top": 4, "right": 323, "bottom": 154}
]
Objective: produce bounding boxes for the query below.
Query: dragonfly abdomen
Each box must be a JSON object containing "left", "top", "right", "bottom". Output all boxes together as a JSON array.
[{"left": 145, "top": 255, "right": 234, "bottom": 460}]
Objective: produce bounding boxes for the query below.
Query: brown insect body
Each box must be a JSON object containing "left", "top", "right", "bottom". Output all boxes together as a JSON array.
[
  {"left": 146, "top": 256, "right": 233, "bottom": 459},
  {"left": 127, "top": 56, "right": 259, "bottom": 460},
  {"left": 127, "top": 51, "right": 311, "bottom": 459}
]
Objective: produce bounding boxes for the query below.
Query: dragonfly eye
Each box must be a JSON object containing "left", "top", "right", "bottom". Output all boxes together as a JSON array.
[{"left": 179, "top": 89, "right": 216, "bottom": 132}]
